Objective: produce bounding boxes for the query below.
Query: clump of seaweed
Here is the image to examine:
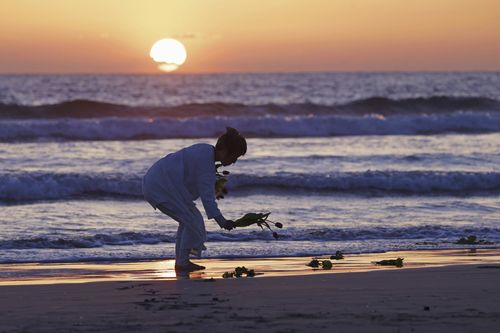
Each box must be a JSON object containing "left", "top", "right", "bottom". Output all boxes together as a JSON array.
[
  {"left": 234, "top": 212, "right": 283, "bottom": 239},
  {"left": 454, "top": 235, "right": 493, "bottom": 245},
  {"left": 222, "top": 266, "right": 256, "bottom": 278},
  {"left": 307, "top": 259, "right": 320, "bottom": 268},
  {"left": 321, "top": 260, "right": 333, "bottom": 270},
  {"left": 374, "top": 258, "right": 404, "bottom": 267},
  {"left": 307, "top": 259, "right": 333, "bottom": 270},
  {"left": 330, "top": 251, "right": 344, "bottom": 260}
]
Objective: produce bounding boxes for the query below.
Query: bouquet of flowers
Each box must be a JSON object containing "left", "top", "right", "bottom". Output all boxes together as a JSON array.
[
  {"left": 215, "top": 165, "right": 284, "bottom": 239},
  {"left": 215, "top": 163, "right": 229, "bottom": 200},
  {"left": 234, "top": 212, "right": 283, "bottom": 239}
]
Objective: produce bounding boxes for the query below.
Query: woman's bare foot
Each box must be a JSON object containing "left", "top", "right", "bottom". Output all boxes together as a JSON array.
[{"left": 175, "top": 261, "right": 206, "bottom": 272}]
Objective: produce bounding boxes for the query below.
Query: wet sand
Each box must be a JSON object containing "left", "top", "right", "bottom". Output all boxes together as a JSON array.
[
  {"left": 1, "top": 249, "right": 500, "bottom": 285},
  {"left": 0, "top": 249, "right": 499, "bottom": 332}
]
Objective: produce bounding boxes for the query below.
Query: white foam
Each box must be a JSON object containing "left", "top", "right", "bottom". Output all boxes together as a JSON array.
[
  {"left": 1, "top": 170, "right": 499, "bottom": 202},
  {"left": 0, "top": 111, "right": 499, "bottom": 141},
  {"left": 1, "top": 225, "right": 498, "bottom": 251}
]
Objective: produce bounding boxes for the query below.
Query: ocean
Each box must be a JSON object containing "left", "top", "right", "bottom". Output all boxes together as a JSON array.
[{"left": 0, "top": 72, "right": 499, "bottom": 263}]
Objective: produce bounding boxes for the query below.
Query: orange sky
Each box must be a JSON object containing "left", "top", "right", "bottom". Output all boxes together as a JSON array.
[{"left": 1, "top": 0, "right": 500, "bottom": 73}]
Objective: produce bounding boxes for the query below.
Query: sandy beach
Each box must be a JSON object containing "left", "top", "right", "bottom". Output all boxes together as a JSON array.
[{"left": 1, "top": 249, "right": 499, "bottom": 332}]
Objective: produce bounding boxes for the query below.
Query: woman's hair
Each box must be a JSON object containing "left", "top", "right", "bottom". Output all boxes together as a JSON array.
[{"left": 216, "top": 127, "right": 247, "bottom": 156}]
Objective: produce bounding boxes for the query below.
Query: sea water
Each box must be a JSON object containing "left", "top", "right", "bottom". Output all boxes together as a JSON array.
[{"left": 0, "top": 73, "right": 499, "bottom": 263}]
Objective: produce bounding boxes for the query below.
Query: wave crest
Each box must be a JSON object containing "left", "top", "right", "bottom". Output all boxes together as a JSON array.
[
  {"left": 1, "top": 96, "right": 499, "bottom": 119},
  {"left": 1, "top": 225, "right": 498, "bottom": 250},
  {"left": 1, "top": 170, "right": 499, "bottom": 203},
  {"left": 1, "top": 111, "right": 500, "bottom": 141}
]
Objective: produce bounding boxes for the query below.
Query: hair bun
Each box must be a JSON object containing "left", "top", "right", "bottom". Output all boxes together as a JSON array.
[
  {"left": 216, "top": 127, "right": 247, "bottom": 157},
  {"left": 226, "top": 127, "right": 239, "bottom": 136}
]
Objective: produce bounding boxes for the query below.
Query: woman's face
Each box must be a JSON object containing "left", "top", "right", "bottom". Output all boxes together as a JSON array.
[{"left": 220, "top": 150, "right": 240, "bottom": 166}]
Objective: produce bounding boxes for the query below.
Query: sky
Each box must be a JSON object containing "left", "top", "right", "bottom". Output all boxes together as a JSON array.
[{"left": 1, "top": 0, "right": 500, "bottom": 74}]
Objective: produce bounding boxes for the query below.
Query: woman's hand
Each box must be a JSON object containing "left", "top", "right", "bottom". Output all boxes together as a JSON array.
[{"left": 222, "top": 220, "right": 235, "bottom": 231}]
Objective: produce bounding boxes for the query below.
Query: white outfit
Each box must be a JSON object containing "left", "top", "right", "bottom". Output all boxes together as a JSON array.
[{"left": 142, "top": 143, "right": 221, "bottom": 265}]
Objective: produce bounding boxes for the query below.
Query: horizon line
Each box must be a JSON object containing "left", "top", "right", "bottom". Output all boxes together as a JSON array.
[{"left": 1, "top": 69, "right": 500, "bottom": 76}]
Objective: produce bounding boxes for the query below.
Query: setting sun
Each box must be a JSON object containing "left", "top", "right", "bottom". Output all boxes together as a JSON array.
[{"left": 149, "top": 38, "right": 187, "bottom": 72}]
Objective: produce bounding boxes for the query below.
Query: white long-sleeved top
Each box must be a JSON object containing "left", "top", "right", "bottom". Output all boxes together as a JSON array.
[{"left": 142, "top": 143, "right": 222, "bottom": 219}]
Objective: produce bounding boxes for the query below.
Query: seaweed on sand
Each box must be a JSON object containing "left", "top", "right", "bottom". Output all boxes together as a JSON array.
[
  {"left": 307, "top": 259, "right": 320, "bottom": 268},
  {"left": 330, "top": 251, "right": 344, "bottom": 260},
  {"left": 321, "top": 260, "right": 333, "bottom": 270},
  {"left": 374, "top": 258, "right": 404, "bottom": 267},
  {"left": 222, "top": 266, "right": 256, "bottom": 278},
  {"left": 307, "top": 259, "right": 333, "bottom": 270}
]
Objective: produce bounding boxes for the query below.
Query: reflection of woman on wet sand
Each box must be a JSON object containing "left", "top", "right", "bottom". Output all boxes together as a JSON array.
[{"left": 142, "top": 127, "right": 247, "bottom": 271}]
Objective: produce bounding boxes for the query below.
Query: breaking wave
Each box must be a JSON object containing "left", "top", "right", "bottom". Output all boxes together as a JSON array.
[
  {"left": 1, "top": 96, "right": 500, "bottom": 141},
  {"left": 1, "top": 110, "right": 500, "bottom": 141},
  {"left": 1, "top": 170, "right": 499, "bottom": 203},
  {"left": 1, "top": 225, "right": 498, "bottom": 250},
  {"left": 1, "top": 96, "right": 499, "bottom": 119}
]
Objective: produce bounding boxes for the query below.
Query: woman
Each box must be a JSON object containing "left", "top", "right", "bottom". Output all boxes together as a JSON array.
[{"left": 142, "top": 127, "right": 247, "bottom": 271}]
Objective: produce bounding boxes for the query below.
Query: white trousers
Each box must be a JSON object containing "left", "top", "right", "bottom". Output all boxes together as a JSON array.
[{"left": 157, "top": 202, "right": 207, "bottom": 266}]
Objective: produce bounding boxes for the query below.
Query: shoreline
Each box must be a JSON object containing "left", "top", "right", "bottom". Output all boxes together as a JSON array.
[{"left": 1, "top": 248, "right": 499, "bottom": 286}]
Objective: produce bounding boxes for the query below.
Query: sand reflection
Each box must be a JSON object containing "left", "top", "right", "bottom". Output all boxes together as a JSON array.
[{"left": 1, "top": 249, "right": 500, "bottom": 286}]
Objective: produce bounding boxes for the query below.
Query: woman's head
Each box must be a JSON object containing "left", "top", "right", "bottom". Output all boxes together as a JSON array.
[{"left": 215, "top": 127, "right": 247, "bottom": 166}]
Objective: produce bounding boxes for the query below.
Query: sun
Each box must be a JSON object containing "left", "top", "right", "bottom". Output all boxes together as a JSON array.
[{"left": 150, "top": 38, "right": 187, "bottom": 72}]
